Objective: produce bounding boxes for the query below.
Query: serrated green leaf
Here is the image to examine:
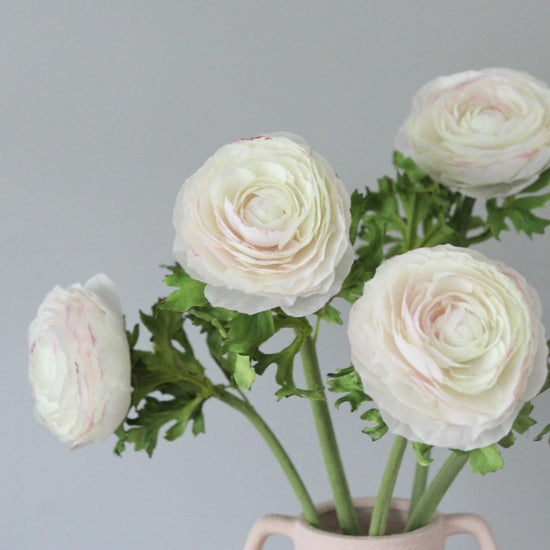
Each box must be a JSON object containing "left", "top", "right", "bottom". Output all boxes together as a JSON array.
[
  {"left": 360, "top": 408, "right": 388, "bottom": 441},
  {"left": 253, "top": 320, "right": 310, "bottom": 397},
  {"left": 224, "top": 311, "right": 275, "bottom": 355},
  {"left": 328, "top": 366, "right": 372, "bottom": 411},
  {"left": 469, "top": 444, "right": 505, "bottom": 475},
  {"left": 518, "top": 167, "right": 550, "bottom": 194},
  {"left": 124, "top": 395, "right": 207, "bottom": 457},
  {"left": 127, "top": 323, "right": 140, "bottom": 349},
  {"left": 192, "top": 410, "right": 206, "bottom": 436},
  {"left": 164, "top": 396, "right": 205, "bottom": 441},
  {"left": 275, "top": 385, "right": 323, "bottom": 401},
  {"left": 507, "top": 209, "right": 550, "bottom": 237},
  {"left": 412, "top": 442, "right": 433, "bottom": 466},
  {"left": 512, "top": 402, "right": 537, "bottom": 434},
  {"left": 498, "top": 432, "right": 516, "bottom": 449},
  {"left": 393, "top": 151, "right": 426, "bottom": 185},
  {"left": 316, "top": 303, "right": 343, "bottom": 326},
  {"left": 113, "top": 425, "right": 127, "bottom": 456},
  {"left": 535, "top": 423, "right": 550, "bottom": 442},
  {"left": 349, "top": 189, "right": 369, "bottom": 244},
  {"left": 233, "top": 353, "right": 255, "bottom": 390},
  {"left": 160, "top": 264, "right": 209, "bottom": 312}
]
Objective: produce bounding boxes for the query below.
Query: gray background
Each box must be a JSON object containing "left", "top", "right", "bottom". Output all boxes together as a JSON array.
[{"left": 2, "top": 2, "right": 550, "bottom": 549}]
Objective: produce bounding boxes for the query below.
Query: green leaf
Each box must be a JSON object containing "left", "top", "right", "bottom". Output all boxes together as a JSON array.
[
  {"left": 316, "top": 303, "right": 343, "bottom": 326},
  {"left": 252, "top": 317, "right": 311, "bottom": 398},
  {"left": 165, "top": 396, "right": 205, "bottom": 441},
  {"left": 412, "top": 442, "right": 433, "bottom": 466},
  {"left": 518, "top": 167, "right": 550, "bottom": 194},
  {"left": 275, "top": 385, "right": 323, "bottom": 401},
  {"left": 469, "top": 444, "right": 505, "bottom": 475},
  {"left": 349, "top": 189, "right": 369, "bottom": 244},
  {"left": 232, "top": 353, "right": 255, "bottom": 390},
  {"left": 161, "top": 264, "right": 208, "bottom": 312},
  {"left": 535, "top": 423, "right": 550, "bottom": 442},
  {"left": 113, "top": 425, "right": 127, "bottom": 456},
  {"left": 512, "top": 402, "right": 537, "bottom": 434},
  {"left": 192, "top": 410, "right": 206, "bottom": 436},
  {"left": 328, "top": 366, "right": 372, "bottom": 412},
  {"left": 224, "top": 311, "right": 275, "bottom": 355},
  {"left": 498, "top": 432, "right": 516, "bottom": 449},
  {"left": 393, "top": 151, "right": 426, "bottom": 185},
  {"left": 360, "top": 408, "right": 388, "bottom": 441},
  {"left": 126, "top": 323, "right": 140, "bottom": 349},
  {"left": 124, "top": 396, "right": 204, "bottom": 457}
]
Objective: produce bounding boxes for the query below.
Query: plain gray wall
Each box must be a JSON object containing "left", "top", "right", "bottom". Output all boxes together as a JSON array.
[{"left": 3, "top": 2, "right": 550, "bottom": 549}]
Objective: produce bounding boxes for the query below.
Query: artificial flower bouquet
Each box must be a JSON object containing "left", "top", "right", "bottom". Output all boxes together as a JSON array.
[{"left": 29, "top": 68, "right": 550, "bottom": 539}]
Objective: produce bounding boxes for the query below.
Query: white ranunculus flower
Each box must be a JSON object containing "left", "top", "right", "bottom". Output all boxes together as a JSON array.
[
  {"left": 173, "top": 133, "right": 353, "bottom": 316},
  {"left": 395, "top": 68, "right": 550, "bottom": 199},
  {"left": 348, "top": 245, "right": 547, "bottom": 451},
  {"left": 28, "top": 274, "right": 131, "bottom": 448}
]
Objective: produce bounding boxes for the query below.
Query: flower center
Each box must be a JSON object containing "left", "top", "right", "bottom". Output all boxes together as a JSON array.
[
  {"left": 244, "top": 195, "right": 286, "bottom": 227},
  {"left": 468, "top": 107, "right": 506, "bottom": 133}
]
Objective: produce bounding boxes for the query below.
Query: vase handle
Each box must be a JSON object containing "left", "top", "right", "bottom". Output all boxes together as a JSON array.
[
  {"left": 242, "top": 514, "right": 296, "bottom": 550},
  {"left": 442, "top": 513, "right": 499, "bottom": 550}
]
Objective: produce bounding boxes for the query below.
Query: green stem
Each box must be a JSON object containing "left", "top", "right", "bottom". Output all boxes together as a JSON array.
[
  {"left": 456, "top": 196, "right": 476, "bottom": 237},
  {"left": 216, "top": 389, "right": 321, "bottom": 528},
  {"left": 409, "top": 453, "right": 431, "bottom": 517},
  {"left": 466, "top": 228, "right": 492, "bottom": 245},
  {"left": 405, "top": 451, "right": 468, "bottom": 532},
  {"left": 405, "top": 193, "right": 419, "bottom": 250},
  {"left": 300, "top": 334, "right": 360, "bottom": 535},
  {"left": 369, "top": 435, "right": 408, "bottom": 536}
]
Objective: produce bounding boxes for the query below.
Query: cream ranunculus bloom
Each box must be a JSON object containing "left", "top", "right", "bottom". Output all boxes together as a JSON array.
[
  {"left": 28, "top": 274, "right": 131, "bottom": 448},
  {"left": 395, "top": 68, "right": 550, "bottom": 199},
  {"left": 348, "top": 245, "right": 547, "bottom": 451},
  {"left": 173, "top": 133, "right": 353, "bottom": 316}
]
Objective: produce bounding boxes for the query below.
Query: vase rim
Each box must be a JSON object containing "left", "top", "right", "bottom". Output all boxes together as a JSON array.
[{"left": 298, "top": 497, "right": 442, "bottom": 540}]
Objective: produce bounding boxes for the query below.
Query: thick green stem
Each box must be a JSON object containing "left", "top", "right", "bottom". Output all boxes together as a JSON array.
[
  {"left": 405, "top": 451, "right": 468, "bottom": 532},
  {"left": 216, "top": 390, "right": 321, "bottom": 528},
  {"left": 300, "top": 334, "right": 360, "bottom": 535},
  {"left": 369, "top": 436, "right": 408, "bottom": 536},
  {"left": 409, "top": 454, "right": 431, "bottom": 517},
  {"left": 456, "top": 196, "right": 476, "bottom": 237}
]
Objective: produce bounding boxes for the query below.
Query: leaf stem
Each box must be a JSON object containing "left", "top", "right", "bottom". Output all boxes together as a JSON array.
[
  {"left": 405, "top": 450, "right": 468, "bottom": 532},
  {"left": 409, "top": 454, "right": 431, "bottom": 517},
  {"left": 216, "top": 389, "right": 321, "bottom": 528},
  {"left": 369, "top": 435, "right": 407, "bottom": 536},
  {"left": 299, "top": 333, "right": 360, "bottom": 535}
]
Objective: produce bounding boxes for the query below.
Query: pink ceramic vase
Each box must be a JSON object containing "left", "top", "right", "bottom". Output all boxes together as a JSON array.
[{"left": 243, "top": 498, "right": 498, "bottom": 550}]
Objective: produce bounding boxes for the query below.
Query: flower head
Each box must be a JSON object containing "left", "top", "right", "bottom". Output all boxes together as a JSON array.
[
  {"left": 173, "top": 133, "right": 353, "bottom": 316},
  {"left": 395, "top": 68, "right": 550, "bottom": 199},
  {"left": 28, "top": 274, "right": 131, "bottom": 448},
  {"left": 348, "top": 245, "right": 547, "bottom": 450}
]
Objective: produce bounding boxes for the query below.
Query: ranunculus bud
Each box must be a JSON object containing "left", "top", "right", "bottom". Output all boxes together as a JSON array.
[
  {"left": 348, "top": 245, "right": 547, "bottom": 450},
  {"left": 395, "top": 68, "right": 550, "bottom": 199},
  {"left": 28, "top": 274, "right": 131, "bottom": 448},
  {"left": 173, "top": 133, "right": 353, "bottom": 316}
]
